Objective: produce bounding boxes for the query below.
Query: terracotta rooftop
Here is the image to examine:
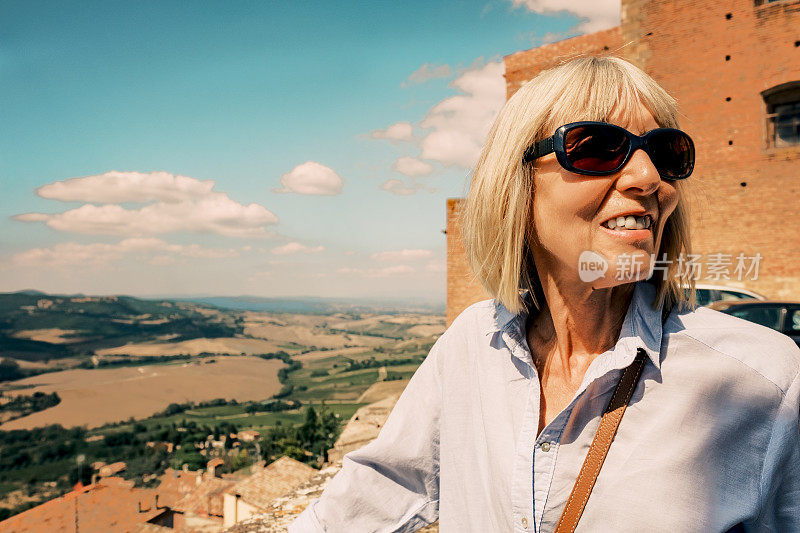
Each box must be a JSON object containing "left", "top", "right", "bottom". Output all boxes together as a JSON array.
[
  {"left": 0, "top": 477, "right": 165, "bottom": 533},
  {"left": 174, "top": 476, "right": 235, "bottom": 517},
  {"left": 226, "top": 456, "right": 317, "bottom": 510},
  {"left": 154, "top": 468, "right": 202, "bottom": 509},
  {"left": 132, "top": 523, "right": 173, "bottom": 532}
]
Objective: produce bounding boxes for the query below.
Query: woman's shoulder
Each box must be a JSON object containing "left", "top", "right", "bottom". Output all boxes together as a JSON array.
[
  {"left": 665, "top": 303, "right": 800, "bottom": 395},
  {"left": 431, "top": 298, "right": 504, "bottom": 358},
  {"left": 442, "top": 298, "right": 502, "bottom": 338}
]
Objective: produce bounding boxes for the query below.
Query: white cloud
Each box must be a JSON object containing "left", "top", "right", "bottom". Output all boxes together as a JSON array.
[
  {"left": 16, "top": 194, "right": 278, "bottom": 238},
  {"left": 11, "top": 238, "right": 238, "bottom": 267},
  {"left": 15, "top": 171, "right": 279, "bottom": 238},
  {"left": 336, "top": 265, "right": 415, "bottom": 278},
  {"left": 541, "top": 30, "right": 576, "bottom": 45},
  {"left": 392, "top": 156, "right": 433, "bottom": 177},
  {"left": 273, "top": 161, "right": 344, "bottom": 195},
  {"left": 15, "top": 213, "right": 49, "bottom": 222},
  {"left": 379, "top": 179, "right": 424, "bottom": 196},
  {"left": 370, "top": 60, "right": 506, "bottom": 172},
  {"left": 425, "top": 260, "right": 446, "bottom": 273},
  {"left": 510, "top": 0, "right": 620, "bottom": 33},
  {"left": 370, "top": 122, "right": 415, "bottom": 142},
  {"left": 270, "top": 242, "right": 325, "bottom": 255},
  {"left": 371, "top": 249, "right": 433, "bottom": 262},
  {"left": 365, "top": 60, "right": 505, "bottom": 173},
  {"left": 35, "top": 171, "right": 215, "bottom": 204},
  {"left": 247, "top": 271, "right": 273, "bottom": 281},
  {"left": 402, "top": 63, "right": 453, "bottom": 86},
  {"left": 417, "top": 60, "right": 507, "bottom": 168}
]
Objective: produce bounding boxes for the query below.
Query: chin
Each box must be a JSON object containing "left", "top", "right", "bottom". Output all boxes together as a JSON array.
[
  {"left": 589, "top": 272, "right": 649, "bottom": 290},
  {"left": 578, "top": 247, "right": 654, "bottom": 289}
]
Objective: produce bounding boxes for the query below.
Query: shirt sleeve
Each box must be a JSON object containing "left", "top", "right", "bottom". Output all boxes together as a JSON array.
[
  {"left": 752, "top": 360, "right": 800, "bottom": 531},
  {"left": 288, "top": 336, "right": 443, "bottom": 533}
]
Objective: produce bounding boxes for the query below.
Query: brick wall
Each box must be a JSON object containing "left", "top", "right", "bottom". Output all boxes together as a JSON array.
[
  {"left": 619, "top": 0, "right": 800, "bottom": 299},
  {"left": 446, "top": 0, "right": 800, "bottom": 324},
  {"left": 446, "top": 198, "right": 489, "bottom": 326},
  {"left": 505, "top": 27, "right": 623, "bottom": 99}
]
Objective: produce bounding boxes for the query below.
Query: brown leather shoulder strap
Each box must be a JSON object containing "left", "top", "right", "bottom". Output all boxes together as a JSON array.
[{"left": 554, "top": 348, "right": 648, "bottom": 533}]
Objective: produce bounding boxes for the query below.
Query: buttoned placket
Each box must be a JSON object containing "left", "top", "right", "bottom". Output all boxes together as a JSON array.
[
  {"left": 531, "top": 364, "right": 631, "bottom": 532},
  {"left": 532, "top": 403, "right": 574, "bottom": 532},
  {"left": 501, "top": 314, "right": 577, "bottom": 533},
  {"left": 494, "top": 283, "right": 662, "bottom": 533},
  {"left": 501, "top": 327, "right": 649, "bottom": 532},
  {"left": 502, "top": 325, "right": 537, "bottom": 533}
]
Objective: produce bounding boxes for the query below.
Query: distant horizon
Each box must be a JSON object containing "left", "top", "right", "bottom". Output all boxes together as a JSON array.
[{"left": 2, "top": 288, "right": 447, "bottom": 311}]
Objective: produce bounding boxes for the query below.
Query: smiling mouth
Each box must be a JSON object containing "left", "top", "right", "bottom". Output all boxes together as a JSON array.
[{"left": 602, "top": 214, "right": 652, "bottom": 231}]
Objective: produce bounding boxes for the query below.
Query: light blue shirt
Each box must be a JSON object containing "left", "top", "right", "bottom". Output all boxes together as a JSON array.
[{"left": 289, "top": 280, "right": 800, "bottom": 532}]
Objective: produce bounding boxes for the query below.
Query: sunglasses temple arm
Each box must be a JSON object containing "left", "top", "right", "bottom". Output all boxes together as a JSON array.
[{"left": 523, "top": 136, "right": 555, "bottom": 163}]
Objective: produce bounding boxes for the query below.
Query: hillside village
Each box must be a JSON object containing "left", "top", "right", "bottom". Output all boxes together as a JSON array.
[
  {"left": 0, "top": 391, "right": 440, "bottom": 532},
  {"left": 0, "top": 291, "right": 444, "bottom": 532}
]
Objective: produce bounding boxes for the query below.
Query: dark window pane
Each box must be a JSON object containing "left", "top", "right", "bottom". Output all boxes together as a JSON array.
[
  {"left": 730, "top": 307, "right": 783, "bottom": 329},
  {"left": 695, "top": 289, "right": 712, "bottom": 306},
  {"left": 787, "top": 309, "right": 800, "bottom": 332},
  {"left": 774, "top": 102, "right": 800, "bottom": 145},
  {"left": 719, "top": 290, "right": 756, "bottom": 301}
]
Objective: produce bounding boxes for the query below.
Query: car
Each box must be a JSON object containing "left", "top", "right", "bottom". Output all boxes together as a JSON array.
[
  {"left": 691, "top": 284, "right": 767, "bottom": 307},
  {"left": 708, "top": 300, "right": 800, "bottom": 348}
]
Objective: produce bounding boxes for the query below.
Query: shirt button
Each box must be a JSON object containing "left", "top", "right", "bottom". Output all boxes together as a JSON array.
[
  {"left": 540, "top": 442, "right": 551, "bottom": 452},
  {"left": 521, "top": 517, "right": 529, "bottom": 528}
]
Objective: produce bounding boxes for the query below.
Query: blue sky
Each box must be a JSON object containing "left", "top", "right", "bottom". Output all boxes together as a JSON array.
[{"left": 0, "top": 0, "right": 617, "bottom": 302}]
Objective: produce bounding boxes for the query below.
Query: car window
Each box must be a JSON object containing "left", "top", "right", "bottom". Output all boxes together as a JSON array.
[
  {"left": 695, "top": 289, "right": 712, "bottom": 306},
  {"left": 718, "top": 290, "right": 756, "bottom": 301},
  {"left": 787, "top": 308, "right": 800, "bottom": 332},
  {"left": 730, "top": 307, "right": 783, "bottom": 330}
]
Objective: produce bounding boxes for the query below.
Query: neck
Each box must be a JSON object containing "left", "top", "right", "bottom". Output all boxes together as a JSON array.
[{"left": 526, "top": 272, "right": 635, "bottom": 384}]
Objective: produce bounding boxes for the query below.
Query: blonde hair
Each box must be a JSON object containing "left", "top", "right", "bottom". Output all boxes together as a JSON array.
[{"left": 461, "top": 55, "right": 696, "bottom": 316}]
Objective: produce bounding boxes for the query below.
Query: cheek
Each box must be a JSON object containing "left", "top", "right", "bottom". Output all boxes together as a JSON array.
[
  {"left": 654, "top": 188, "right": 681, "bottom": 248},
  {"left": 659, "top": 187, "right": 680, "bottom": 221},
  {"left": 535, "top": 178, "right": 604, "bottom": 224},
  {"left": 531, "top": 180, "right": 605, "bottom": 254}
]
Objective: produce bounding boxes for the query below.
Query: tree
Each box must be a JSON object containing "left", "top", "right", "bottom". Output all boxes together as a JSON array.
[
  {"left": 0, "top": 358, "right": 23, "bottom": 382},
  {"left": 281, "top": 445, "right": 306, "bottom": 462},
  {"left": 299, "top": 406, "right": 320, "bottom": 445},
  {"left": 321, "top": 409, "right": 339, "bottom": 441},
  {"left": 171, "top": 451, "right": 204, "bottom": 471}
]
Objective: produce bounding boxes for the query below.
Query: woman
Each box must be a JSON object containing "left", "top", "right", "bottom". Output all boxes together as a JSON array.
[{"left": 289, "top": 56, "right": 800, "bottom": 532}]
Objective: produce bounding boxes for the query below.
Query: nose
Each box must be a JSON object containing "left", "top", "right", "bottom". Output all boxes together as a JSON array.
[{"left": 615, "top": 148, "right": 661, "bottom": 196}]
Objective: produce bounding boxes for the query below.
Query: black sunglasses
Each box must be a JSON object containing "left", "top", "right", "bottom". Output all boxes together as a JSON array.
[{"left": 523, "top": 121, "right": 695, "bottom": 180}]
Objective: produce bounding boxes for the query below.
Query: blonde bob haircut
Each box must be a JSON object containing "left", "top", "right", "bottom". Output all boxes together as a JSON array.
[{"left": 462, "top": 55, "right": 696, "bottom": 317}]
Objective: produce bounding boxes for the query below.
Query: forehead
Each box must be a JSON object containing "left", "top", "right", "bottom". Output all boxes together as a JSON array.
[
  {"left": 605, "top": 103, "right": 660, "bottom": 135},
  {"left": 545, "top": 97, "right": 661, "bottom": 137}
]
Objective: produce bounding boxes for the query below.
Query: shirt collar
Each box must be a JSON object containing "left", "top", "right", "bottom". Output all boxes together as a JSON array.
[{"left": 489, "top": 280, "right": 664, "bottom": 370}]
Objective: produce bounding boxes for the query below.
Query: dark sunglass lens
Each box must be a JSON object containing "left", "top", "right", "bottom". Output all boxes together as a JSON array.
[
  {"left": 564, "top": 124, "right": 629, "bottom": 173},
  {"left": 647, "top": 130, "right": 694, "bottom": 179}
]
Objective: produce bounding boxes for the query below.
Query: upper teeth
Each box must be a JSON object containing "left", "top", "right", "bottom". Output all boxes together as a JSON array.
[{"left": 605, "top": 215, "right": 651, "bottom": 230}]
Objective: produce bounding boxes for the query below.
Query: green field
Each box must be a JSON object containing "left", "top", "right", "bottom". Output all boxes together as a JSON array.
[{"left": 97, "top": 401, "right": 367, "bottom": 436}]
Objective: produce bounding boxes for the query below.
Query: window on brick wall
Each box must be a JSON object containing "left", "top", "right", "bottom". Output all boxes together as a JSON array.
[{"left": 763, "top": 82, "right": 800, "bottom": 148}]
